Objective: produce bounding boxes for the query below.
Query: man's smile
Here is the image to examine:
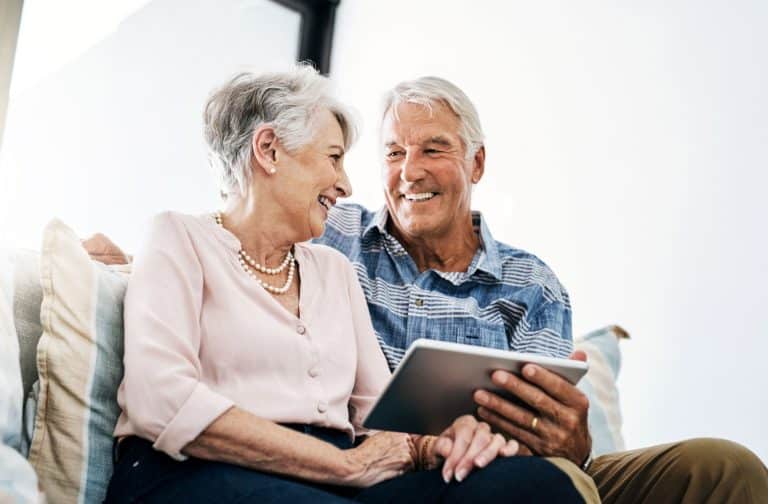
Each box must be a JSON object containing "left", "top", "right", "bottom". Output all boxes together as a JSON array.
[{"left": 401, "top": 192, "right": 439, "bottom": 202}]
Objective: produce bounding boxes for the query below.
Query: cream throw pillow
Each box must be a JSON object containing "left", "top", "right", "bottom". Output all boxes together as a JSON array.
[{"left": 28, "top": 220, "right": 129, "bottom": 504}]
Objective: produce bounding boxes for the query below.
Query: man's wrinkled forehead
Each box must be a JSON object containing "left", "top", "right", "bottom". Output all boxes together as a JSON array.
[
  {"left": 384, "top": 136, "right": 454, "bottom": 150},
  {"left": 381, "top": 101, "right": 461, "bottom": 146}
]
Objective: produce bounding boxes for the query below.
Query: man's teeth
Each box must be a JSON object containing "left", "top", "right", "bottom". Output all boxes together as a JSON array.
[
  {"left": 318, "top": 195, "right": 332, "bottom": 210},
  {"left": 404, "top": 192, "right": 436, "bottom": 201}
]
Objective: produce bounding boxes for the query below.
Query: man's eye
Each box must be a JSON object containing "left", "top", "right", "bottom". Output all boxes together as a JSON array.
[
  {"left": 387, "top": 151, "right": 403, "bottom": 158},
  {"left": 425, "top": 148, "right": 441, "bottom": 154},
  {"left": 330, "top": 154, "right": 341, "bottom": 161}
]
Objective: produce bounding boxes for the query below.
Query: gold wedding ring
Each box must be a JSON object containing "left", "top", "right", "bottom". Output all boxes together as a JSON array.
[{"left": 531, "top": 416, "right": 539, "bottom": 431}]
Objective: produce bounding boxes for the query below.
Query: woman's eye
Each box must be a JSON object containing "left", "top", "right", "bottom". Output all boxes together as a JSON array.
[
  {"left": 425, "top": 149, "right": 440, "bottom": 154},
  {"left": 387, "top": 151, "right": 403, "bottom": 159}
]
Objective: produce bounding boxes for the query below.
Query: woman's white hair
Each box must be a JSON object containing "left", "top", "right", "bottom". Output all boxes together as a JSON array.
[
  {"left": 204, "top": 63, "right": 358, "bottom": 197},
  {"left": 382, "top": 76, "right": 485, "bottom": 159}
]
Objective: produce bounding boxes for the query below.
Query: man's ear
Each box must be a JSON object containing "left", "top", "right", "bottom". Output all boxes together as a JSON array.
[
  {"left": 251, "top": 125, "right": 280, "bottom": 175},
  {"left": 471, "top": 145, "right": 485, "bottom": 184}
]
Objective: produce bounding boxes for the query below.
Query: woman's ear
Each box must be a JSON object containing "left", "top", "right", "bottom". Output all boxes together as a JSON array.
[{"left": 251, "top": 125, "right": 279, "bottom": 175}]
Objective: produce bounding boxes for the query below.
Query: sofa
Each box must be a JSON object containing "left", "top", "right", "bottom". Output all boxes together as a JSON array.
[{"left": 0, "top": 218, "right": 628, "bottom": 503}]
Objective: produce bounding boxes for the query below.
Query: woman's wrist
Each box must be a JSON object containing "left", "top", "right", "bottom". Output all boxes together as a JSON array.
[
  {"left": 336, "top": 447, "right": 366, "bottom": 485},
  {"left": 416, "top": 436, "right": 437, "bottom": 471}
]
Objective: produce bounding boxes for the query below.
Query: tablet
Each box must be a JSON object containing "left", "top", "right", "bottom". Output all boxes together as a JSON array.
[{"left": 363, "top": 338, "right": 588, "bottom": 435}]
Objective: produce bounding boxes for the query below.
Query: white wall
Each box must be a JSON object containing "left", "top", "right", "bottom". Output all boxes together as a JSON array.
[
  {"left": 0, "top": 0, "right": 299, "bottom": 251},
  {"left": 331, "top": 0, "right": 768, "bottom": 460},
  {"left": 8, "top": 0, "right": 153, "bottom": 96}
]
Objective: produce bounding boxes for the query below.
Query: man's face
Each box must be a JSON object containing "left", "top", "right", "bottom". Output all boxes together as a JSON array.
[{"left": 381, "top": 101, "right": 484, "bottom": 241}]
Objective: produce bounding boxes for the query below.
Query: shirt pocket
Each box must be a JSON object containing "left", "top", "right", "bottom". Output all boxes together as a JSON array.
[{"left": 452, "top": 318, "right": 508, "bottom": 351}]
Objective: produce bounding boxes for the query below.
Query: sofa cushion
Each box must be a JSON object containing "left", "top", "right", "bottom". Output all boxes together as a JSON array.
[
  {"left": 27, "top": 220, "right": 129, "bottom": 504},
  {"left": 0, "top": 248, "right": 44, "bottom": 456},
  {"left": 575, "top": 325, "right": 628, "bottom": 456},
  {"left": 0, "top": 262, "right": 41, "bottom": 503}
]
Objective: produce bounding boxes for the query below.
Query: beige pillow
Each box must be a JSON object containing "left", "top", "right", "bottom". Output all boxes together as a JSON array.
[{"left": 28, "top": 219, "right": 129, "bottom": 504}]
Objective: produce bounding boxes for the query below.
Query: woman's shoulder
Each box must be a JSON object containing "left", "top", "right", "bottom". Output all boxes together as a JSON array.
[
  {"left": 149, "top": 210, "right": 208, "bottom": 227},
  {"left": 147, "top": 211, "right": 214, "bottom": 236},
  {"left": 141, "top": 211, "right": 222, "bottom": 252}
]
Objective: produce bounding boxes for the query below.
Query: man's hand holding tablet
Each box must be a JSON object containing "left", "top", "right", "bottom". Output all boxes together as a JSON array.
[{"left": 473, "top": 349, "right": 593, "bottom": 467}]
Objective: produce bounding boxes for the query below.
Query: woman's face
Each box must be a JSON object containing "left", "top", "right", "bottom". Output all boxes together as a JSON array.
[{"left": 274, "top": 109, "right": 351, "bottom": 240}]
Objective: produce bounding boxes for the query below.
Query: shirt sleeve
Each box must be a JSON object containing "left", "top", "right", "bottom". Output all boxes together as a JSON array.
[
  {"left": 343, "top": 260, "right": 391, "bottom": 434},
  {"left": 511, "top": 298, "right": 574, "bottom": 358},
  {"left": 120, "top": 213, "right": 234, "bottom": 460}
]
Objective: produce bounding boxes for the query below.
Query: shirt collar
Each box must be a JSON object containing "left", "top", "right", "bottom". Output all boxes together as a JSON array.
[
  {"left": 363, "top": 207, "right": 503, "bottom": 281},
  {"left": 473, "top": 212, "right": 502, "bottom": 280},
  {"left": 362, "top": 206, "right": 390, "bottom": 239}
]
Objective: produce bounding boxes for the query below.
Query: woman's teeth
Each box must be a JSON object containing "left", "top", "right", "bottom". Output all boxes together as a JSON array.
[{"left": 404, "top": 192, "right": 437, "bottom": 201}]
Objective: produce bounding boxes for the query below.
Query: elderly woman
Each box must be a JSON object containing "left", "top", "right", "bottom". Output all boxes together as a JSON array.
[{"left": 104, "top": 66, "right": 518, "bottom": 503}]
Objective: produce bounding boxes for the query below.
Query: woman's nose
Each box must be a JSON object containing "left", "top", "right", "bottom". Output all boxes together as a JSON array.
[{"left": 336, "top": 166, "right": 352, "bottom": 198}]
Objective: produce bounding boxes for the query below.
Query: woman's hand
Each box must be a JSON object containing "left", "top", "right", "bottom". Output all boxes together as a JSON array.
[
  {"left": 433, "top": 415, "right": 519, "bottom": 483},
  {"left": 343, "top": 432, "right": 416, "bottom": 487}
]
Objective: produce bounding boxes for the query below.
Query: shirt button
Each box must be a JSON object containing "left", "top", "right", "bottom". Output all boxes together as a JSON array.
[
  {"left": 415, "top": 299, "right": 424, "bottom": 307},
  {"left": 297, "top": 325, "right": 306, "bottom": 335},
  {"left": 317, "top": 401, "right": 328, "bottom": 413},
  {"left": 308, "top": 367, "right": 320, "bottom": 378}
]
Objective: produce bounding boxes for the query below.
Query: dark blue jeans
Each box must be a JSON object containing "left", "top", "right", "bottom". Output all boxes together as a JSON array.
[{"left": 105, "top": 425, "right": 584, "bottom": 503}]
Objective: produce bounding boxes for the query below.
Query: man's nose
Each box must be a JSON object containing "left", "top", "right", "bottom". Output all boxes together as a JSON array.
[{"left": 400, "top": 151, "right": 426, "bottom": 183}]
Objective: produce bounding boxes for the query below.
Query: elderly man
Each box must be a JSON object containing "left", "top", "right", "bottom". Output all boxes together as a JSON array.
[{"left": 316, "top": 76, "right": 768, "bottom": 503}]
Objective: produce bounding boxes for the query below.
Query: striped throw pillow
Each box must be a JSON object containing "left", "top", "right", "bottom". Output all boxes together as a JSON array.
[
  {"left": 27, "top": 219, "right": 129, "bottom": 504},
  {"left": 575, "top": 325, "right": 629, "bottom": 456}
]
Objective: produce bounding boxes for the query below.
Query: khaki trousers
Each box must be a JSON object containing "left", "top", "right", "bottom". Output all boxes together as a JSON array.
[{"left": 587, "top": 438, "right": 768, "bottom": 503}]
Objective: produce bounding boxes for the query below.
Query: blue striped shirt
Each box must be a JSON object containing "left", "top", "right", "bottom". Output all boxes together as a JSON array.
[{"left": 316, "top": 204, "right": 573, "bottom": 370}]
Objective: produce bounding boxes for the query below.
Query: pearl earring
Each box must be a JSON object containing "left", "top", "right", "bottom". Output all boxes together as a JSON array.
[{"left": 269, "top": 168, "right": 276, "bottom": 174}]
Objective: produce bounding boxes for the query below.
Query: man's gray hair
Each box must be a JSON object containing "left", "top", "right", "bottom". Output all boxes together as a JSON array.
[
  {"left": 382, "top": 76, "right": 484, "bottom": 158},
  {"left": 204, "top": 64, "right": 357, "bottom": 196}
]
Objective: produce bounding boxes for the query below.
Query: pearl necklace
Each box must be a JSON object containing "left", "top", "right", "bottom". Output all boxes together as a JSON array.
[
  {"left": 214, "top": 212, "right": 296, "bottom": 295},
  {"left": 239, "top": 248, "right": 292, "bottom": 275}
]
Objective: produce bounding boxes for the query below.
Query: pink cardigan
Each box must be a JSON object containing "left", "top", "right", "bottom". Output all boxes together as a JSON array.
[{"left": 113, "top": 212, "right": 391, "bottom": 460}]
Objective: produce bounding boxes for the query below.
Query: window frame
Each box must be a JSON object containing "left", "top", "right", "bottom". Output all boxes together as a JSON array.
[
  {"left": 270, "top": 0, "right": 340, "bottom": 75},
  {"left": 0, "top": 0, "right": 24, "bottom": 152}
]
